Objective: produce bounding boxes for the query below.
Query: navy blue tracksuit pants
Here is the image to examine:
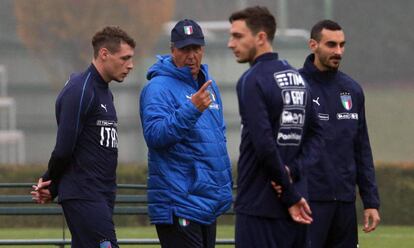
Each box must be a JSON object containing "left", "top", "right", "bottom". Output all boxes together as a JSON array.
[
  {"left": 61, "top": 200, "right": 118, "bottom": 248},
  {"left": 236, "top": 213, "right": 309, "bottom": 248},
  {"left": 309, "top": 201, "right": 358, "bottom": 248},
  {"left": 156, "top": 215, "right": 216, "bottom": 248}
]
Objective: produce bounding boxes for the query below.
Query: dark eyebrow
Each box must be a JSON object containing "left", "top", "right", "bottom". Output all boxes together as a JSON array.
[
  {"left": 325, "top": 40, "right": 345, "bottom": 47},
  {"left": 231, "top": 32, "right": 243, "bottom": 38},
  {"left": 121, "top": 55, "right": 132, "bottom": 60}
]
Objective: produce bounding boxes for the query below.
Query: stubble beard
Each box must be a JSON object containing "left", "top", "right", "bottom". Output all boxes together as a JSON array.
[
  {"left": 237, "top": 46, "right": 257, "bottom": 64},
  {"left": 321, "top": 55, "right": 341, "bottom": 71}
]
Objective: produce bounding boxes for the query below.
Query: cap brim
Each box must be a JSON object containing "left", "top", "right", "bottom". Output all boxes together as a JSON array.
[{"left": 174, "top": 39, "right": 205, "bottom": 49}]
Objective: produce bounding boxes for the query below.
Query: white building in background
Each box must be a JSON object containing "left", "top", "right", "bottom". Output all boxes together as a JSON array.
[{"left": 0, "top": 65, "right": 25, "bottom": 164}]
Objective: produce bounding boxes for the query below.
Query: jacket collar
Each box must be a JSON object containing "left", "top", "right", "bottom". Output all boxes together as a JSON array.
[
  {"left": 147, "top": 55, "right": 209, "bottom": 89},
  {"left": 251, "top": 52, "right": 279, "bottom": 66},
  {"left": 88, "top": 63, "right": 108, "bottom": 88}
]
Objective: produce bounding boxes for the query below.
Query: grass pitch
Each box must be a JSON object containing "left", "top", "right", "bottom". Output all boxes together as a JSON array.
[{"left": 0, "top": 225, "right": 413, "bottom": 247}]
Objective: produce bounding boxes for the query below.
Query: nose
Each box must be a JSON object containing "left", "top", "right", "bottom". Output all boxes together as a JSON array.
[
  {"left": 127, "top": 60, "right": 133, "bottom": 70},
  {"left": 227, "top": 38, "right": 234, "bottom": 49},
  {"left": 187, "top": 50, "right": 196, "bottom": 59},
  {"left": 334, "top": 45, "right": 344, "bottom": 55}
]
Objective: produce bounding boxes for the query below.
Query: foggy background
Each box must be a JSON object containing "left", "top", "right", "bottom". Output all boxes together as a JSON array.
[{"left": 0, "top": 0, "right": 413, "bottom": 165}]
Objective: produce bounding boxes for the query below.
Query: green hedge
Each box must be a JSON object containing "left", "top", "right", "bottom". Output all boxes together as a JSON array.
[
  {"left": 356, "top": 162, "right": 414, "bottom": 225},
  {"left": 0, "top": 162, "right": 413, "bottom": 226}
]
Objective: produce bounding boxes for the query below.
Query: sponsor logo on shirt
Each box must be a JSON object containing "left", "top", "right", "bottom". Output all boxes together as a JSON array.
[
  {"left": 274, "top": 70, "right": 306, "bottom": 88},
  {"left": 185, "top": 90, "right": 219, "bottom": 110},
  {"left": 275, "top": 70, "right": 307, "bottom": 146},
  {"left": 337, "top": 113, "right": 358, "bottom": 120},
  {"left": 318, "top": 113, "right": 329, "bottom": 121},
  {"left": 277, "top": 127, "right": 303, "bottom": 145},
  {"left": 282, "top": 89, "right": 307, "bottom": 106},
  {"left": 280, "top": 109, "right": 305, "bottom": 126},
  {"left": 96, "top": 120, "right": 118, "bottom": 127},
  {"left": 207, "top": 89, "right": 219, "bottom": 110}
]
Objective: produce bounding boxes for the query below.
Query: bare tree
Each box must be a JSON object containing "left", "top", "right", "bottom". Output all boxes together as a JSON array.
[{"left": 14, "top": 0, "right": 175, "bottom": 89}]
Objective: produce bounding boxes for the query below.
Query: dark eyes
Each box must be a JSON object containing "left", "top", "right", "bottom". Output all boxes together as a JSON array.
[
  {"left": 121, "top": 56, "right": 132, "bottom": 61},
  {"left": 326, "top": 42, "right": 345, "bottom": 48}
]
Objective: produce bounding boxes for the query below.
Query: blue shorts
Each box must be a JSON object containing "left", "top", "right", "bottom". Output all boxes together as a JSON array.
[
  {"left": 61, "top": 200, "right": 118, "bottom": 248},
  {"left": 235, "top": 213, "right": 309, "bottom": 248},
  {"left": 309, "top": 201, "right": 358, "bottom": 248}
]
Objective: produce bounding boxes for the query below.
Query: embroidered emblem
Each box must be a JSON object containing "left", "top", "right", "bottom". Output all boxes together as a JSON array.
[
  {"left": 184, "top": 26, "right": 193, "bottom": 35},
  {"left": 340, "top": 92, "right": 352, "bottom": 110},
  {"left": 178, "top": 218, "right": 190, "bottom": 227}
]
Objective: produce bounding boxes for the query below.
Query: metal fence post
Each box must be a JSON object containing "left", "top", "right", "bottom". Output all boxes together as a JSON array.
[{"left": 60, "top": 212, "right": 66, "bottom": 248}]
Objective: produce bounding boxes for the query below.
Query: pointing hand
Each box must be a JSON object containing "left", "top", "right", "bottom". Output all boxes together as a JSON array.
[{"left": 191, "top": 80, "right": 212, "bottom": 112}]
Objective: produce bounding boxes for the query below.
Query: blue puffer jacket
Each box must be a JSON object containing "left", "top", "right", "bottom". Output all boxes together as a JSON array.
[{"left": 140, "top": 55, "right": 233, "bottom": 225}]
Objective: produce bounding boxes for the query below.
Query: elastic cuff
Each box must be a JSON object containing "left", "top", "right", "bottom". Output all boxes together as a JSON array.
[
  {"left": 281, "top": 185, "right": 301, "bottom": 207},
  {"left": 49, "top": 182, "right": 59, "bottom": 200},
  {"left": 363, "top": 202, "right": 380, "bottom": 210}
]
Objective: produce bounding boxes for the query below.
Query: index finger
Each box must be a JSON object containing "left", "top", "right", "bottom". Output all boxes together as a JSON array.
[{"left": 199, "top": 80, "right": 212, "bottom": 91}]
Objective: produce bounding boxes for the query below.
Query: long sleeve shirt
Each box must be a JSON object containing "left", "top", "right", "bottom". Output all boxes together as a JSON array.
[
  {"left": 235, "top": 53, "right": 324, "bottom": 218},
  {"left": 43, "top": 64, "right": 118, "bottom": 203},
  {"left": 299, "top": 54, "right": 380, "bottom": 209}
]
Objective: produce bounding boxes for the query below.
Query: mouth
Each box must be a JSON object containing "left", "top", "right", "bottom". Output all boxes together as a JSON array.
[
  {"left": 330, "top": 56, "right": 342, "bottom": 61},
  {"left": 186, "top": 64, "right": 197, "bottom": 70},
  {"left": 231, "top": 51, "right": 240, "bottom": 57}
]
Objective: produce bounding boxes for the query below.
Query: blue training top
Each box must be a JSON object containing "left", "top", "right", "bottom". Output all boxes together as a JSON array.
[
  {"left": 43, "top": 64, "right": 118, "bottom": 203},
  {"left": 235, "top": 53, "right": 324, "bottom": 219},
  {"left": 299, "top": 54, "right": 380, "bottom": 209}
]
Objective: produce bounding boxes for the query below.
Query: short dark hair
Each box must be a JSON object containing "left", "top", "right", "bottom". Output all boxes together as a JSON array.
[
  {"left": 310, "top": 20, "right": 342, "bottom": 42},
  {"left": 92, "top": 26, "right": 136, "bottom": 58},
  {"left": 229, "top": 6, "right": 276, "bottom": 42}
]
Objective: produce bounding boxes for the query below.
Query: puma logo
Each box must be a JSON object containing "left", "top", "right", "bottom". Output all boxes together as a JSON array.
[{"left": 101, "top": 104, "right": 108, "bottom": 112}]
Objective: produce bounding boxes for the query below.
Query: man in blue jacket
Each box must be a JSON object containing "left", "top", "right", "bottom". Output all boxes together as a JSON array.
[
  {"left": 140, "top": 19, "right": 233, "bottom": 248},
  {"left": 228, "top": 6, "right": 324, "bottom": 248},
  {"left": 30, "top": 26, "right": 135, "bottom": 248},
  {"left": 299, "top": 20, "right": 381, "bottom": 248}
]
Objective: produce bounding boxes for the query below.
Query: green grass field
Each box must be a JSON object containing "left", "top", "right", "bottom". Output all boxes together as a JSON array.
[{"left": 0, "top": 225, "right": 413, "bottom": 247}]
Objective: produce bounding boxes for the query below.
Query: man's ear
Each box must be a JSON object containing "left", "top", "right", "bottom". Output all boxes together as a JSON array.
[
  {"left": 99, "top": 47, "right": 110, "bottom": 60},
  {"left": 256, "top": 31, "right": 267, "bottom": 46},
  {"left": 309, "top": 39, "right": 318, "bottom": 52}
]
